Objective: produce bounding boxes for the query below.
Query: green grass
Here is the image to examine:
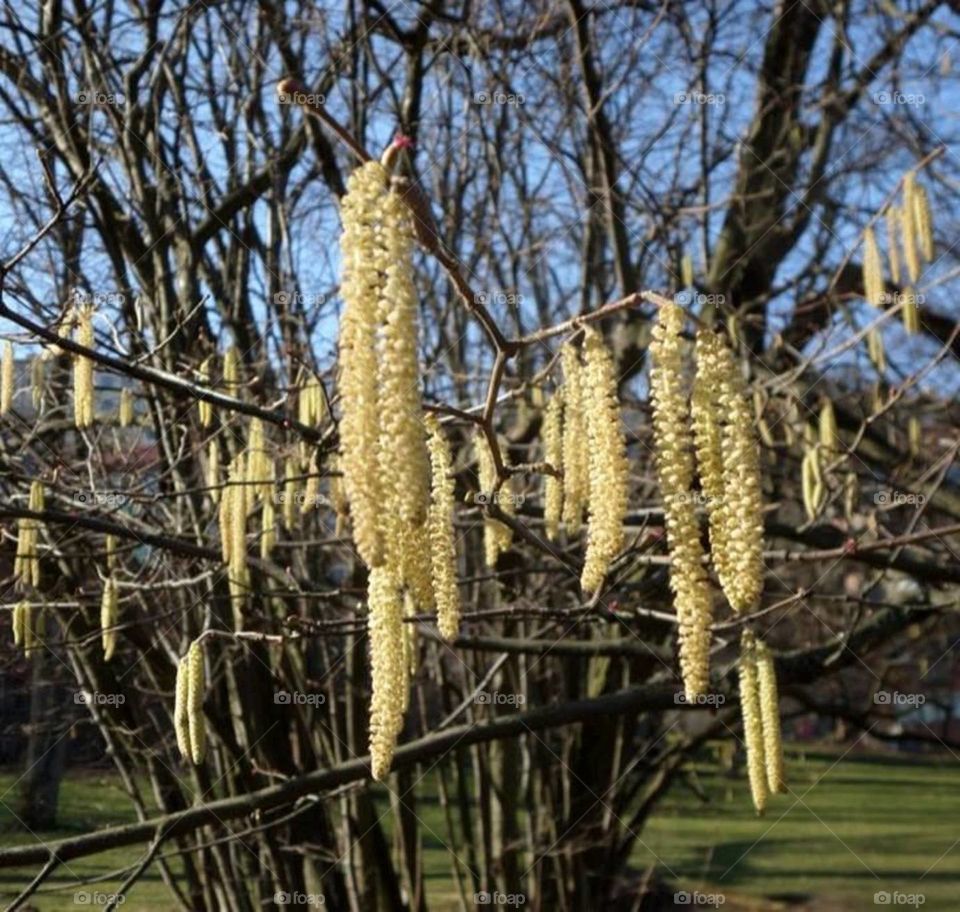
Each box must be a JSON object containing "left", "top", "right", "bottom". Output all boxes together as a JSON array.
[{"left": 0, "top": 746, "right": 957, "bottom": 909}]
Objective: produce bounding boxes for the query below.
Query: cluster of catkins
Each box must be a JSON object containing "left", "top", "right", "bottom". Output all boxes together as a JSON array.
[
  {"left": 337, "top": 157, "right": 462, "bottom": 780},
  {"left": 862, "top": 169, "right": 933, "bottom": 337},
  {"left": 174, "top": 639, "right": 206, "bottom": 766},
  {"left": 14, "top": 481, "right": 44, "bottom": 590},
  {"left": 541, "top": 328, "right": 629, "bottom": 594}
]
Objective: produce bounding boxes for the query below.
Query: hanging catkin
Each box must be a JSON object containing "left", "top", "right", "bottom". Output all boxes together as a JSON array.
[
  {"left": 223, "top": 346, "right": 240, "bottom": 390},
  {"left": 367, "top": 566, "right": 405, "bottom": 780},
  {"left": 867, "top": 327, "right": 886, "bottom": 373},
  {"left": 580, "top": 327, "right": 629, "bottom": 595},
  {"left": 338, "top": 161, "right": 389, "bottom": 567},
  {"left": 542, "top": 391, "right": 564, "bottom": 541},
  {"left": 173, "top": 654, "right": 192, "bottom": 761},
  {"left": 755, "top": 637, "right": 786, "bottom": 794},
  {"left": 31, "top": 356, "right": 44, "bottom": 411},
  {"left": 106, "top": 533, "right": 117, "bottom": 569},
  {"left": 909, "top": 173, "right": 934, "bottom": 262},
  {"left": 119, "top": 387, "right": 134, "bottom": 427},
  {"left": 862, "top": 227, "right": 885, "bottom": 308},
  {"left": 476, "top": 431, "right": 514, "bottom": 568},
  {"left": 560, "top": 342, "right": 588, "bottom": 533},
  {"left": 261, "top": 468, "right": 277, "bottom": 558},
  {"left": 649, "top": 303, "right": 713, "bottom": 698},
  {"left": 901, "top": 182, "right": 920, "bottom": 284},
  {"left": 73, "top": 305, "right": 95, "bottom": 427},
  {"left": 198, "top": 357, "right": 212, "bottom": 427},
  {"left": 739, "top": 630, "right": 769, "bottom": 815},
  {"left": 247, "top": 419, "right": 271, "bottom": 501},
  {"left": 101, "top": 577, "right": 119, "bottom": 661},
  {"left": 818, "top": 398, "right": 839, "bottom": 452},
  {"left": 426, "top": 416, "right": 461, "bottom": 641},
  {"left": 0, "top": 339, "right": 13, "bottom": 415},
  {"left": 902, "top": 288, "right": 920, "bottom": 335},
  {"left": 186, "top": 639, "right": 206, "bottom": 764},
  {"left": 885, "top": 206, "right": 901, "bottom": 285},
  {"left": 801, "top": 447, "right": 823, "bottom": 522}
]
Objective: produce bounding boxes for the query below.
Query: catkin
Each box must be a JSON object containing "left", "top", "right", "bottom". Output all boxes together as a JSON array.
[
  {"left": 580, "top": 327, "right": 629, "bottom": 595},
  {"left": 867, "top": 327, "right": 886, "bottom": 373},
  {"left": 186, "top": 639, "right": 206, "bottom": 765},
  {"left": 885, "top": 206, "right": 901, "bottom": 285},
  {"left": 299, "top": 375, "right": 325, "bottom": 426},
  {"left": 247, "top": 419, "right": 271, "bottom": 501},
  {"left": 12, "top": 601, "right": 25, "bottom": 647},
  {"left": 908, "top": 416, "right": 921, "bottom": 457},
  {"left": 101, "top": 577, "right": 119, "bottom": 661},
  {"left": 1, "top": 339, "right": 13, "bottom": 415},
  {"left": 367, "top": 566, "right": 405, "bottom": 780},
  {"left": 261, "top": 472, "right": 277, "bottom": 558},
  {"left": 650, "top": 303, "right": 713, "bottom": 698},
  {"left": 22, "top": 603, "right": 40, "bottom": 657},
  {"left": 910, "top": 175, "right": 934, "bottom": 262},
  {"left": 31, "top": 356, "right": 44, "bottom": 410},
  {"left": 801, "top": 448, "right": 822, "bottom": 522},
  {"left": 16, "top": 481, "right": 44, "bottom": 589},
  {"left": 902, "top": 288, "right": 920, "bottom": 335},
  {"left": 426, "top": 416, "right": 461, "bottom": 641},
  {"left": 476, "top": 431, "right": 514, "bottom": 568},
  {"left": 542, "top": 391, "right": 564, "bottom": 541},
  {"left": 739, "top": 630, "right": 769, "bottom": 815},
  {"left": 842, "top": 471, "right": 859, "bottom": 520},
  {"left": 901, "top": 182, "right": 920, "bottom": 283},
  {"left": 560, "top": 343, "right": 589, "bottom": 533},
  {"left": 338, "top": 161, "right": 389, "bottom": 567},
  {"left": 198, "top": 357, "right": 212, "bottom": 427},
  {"left": 818, "top": 398, "right": 839, "bottom": 452},
  {"left": 119, "top": 387, "right": 134, "bottom": 427},
  {"left": 862, "top": 226, "right": 885, "bottom": 308},
  {"left": 755, "top": 637, "right": 786, "bottom": 794},
  {"left": 223, "top": 346, "right": 240, "bottom": 390},
  {"left": 302, "top": 452, "right": 320, "bottom": 515},
  {"left": 173, "top": 655, "right": 192, "bottom": 761},
  {"left": 73, "top": 305, "right": 96, "bottom": 427}
]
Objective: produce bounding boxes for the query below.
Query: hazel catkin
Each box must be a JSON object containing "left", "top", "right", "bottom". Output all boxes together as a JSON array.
[
  {"left": 862, "top": 226, "right": 885, "bottom": 308},
  {"left": 73, "top": 305, "right": 96, "bottom": 428},
  {"left": 1, "top": 339, "right": 13, "bottom": 415},
  {"left": 738, "top": 630, "right": 769, "bottom": 815},
  {"left": 101, "top": 576, "right": 119, "bottom": 661},
  {"left": 560, "top": 342, "right": 589, "bottom": 534},
  {"left": 367, "top": 566, "right": 405, "bottom": 780},
  {"left": 426, "top": 416, "right": 461, "bottom": 642},
  {"left": 755, "top": 637, "right": 786, "bottom": 794},
  {"left": 542, "top": 391, "right": 564, "bottom": 542}
]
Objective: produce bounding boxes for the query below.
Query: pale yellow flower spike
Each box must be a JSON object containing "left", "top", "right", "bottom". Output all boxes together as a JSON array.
[
  {"left": 901, "top": 178, "right": 920, "bottom": 283},
  {"left": 119, "top": 388, "right": 134, "bottom": 428},
  {"left": 198, "top": 357, "right": 212, "bottom": 427},
  {"left": 74, "top": 305, "right": 96, "bottom": 427},
  {"left": 476, "top": 431, "right": 514, "bottom": 568},
  {"left": 338, "top": 161, "right": 389, "bottom": 567},
  {"left": 818, "top": 398, "right": 839, "bottom": 452},
  {"left": 425, "top": 416, "right": 461, "bottom": 642},
  {"left": 649, "top": 303, "right": 713, "bottom": 698},
  {"left": 174, "top": 654, "right": 192, "bottom": 761},
  {"left": 12, "top": 601, "right": 25, "bottom": 647},
  {"left": 367, "top": 566, "right": 406, "bottom": 780},
  {"left": 0, "top": 339, "right": 13, "bottom": 415},
  {"left": 862, "top": 226, "right": 885, "bottom": 308},
  {"left": 101, "top": 577, "right": 119, "bottom": 662},
  {"left": 755, "top": 637, "right": 786, "bottom": 794},
  {"left": 580, "top": 327, "right": 629, "bottom": 595},
  {"left": 186, "top": 639, "right": 206, "bottom": 765},
  {"left": 739, "top": 630, "right": 769, "bottom": 815},
  {"left": 223, "top": 346, "right": 240, "bottom": 390},
  {"left": 911, "top": 176, "right": 934, "bottom": 262},
  {"left": 885, "top": 206, "right": 901, "bottom": 286},
  {"left": 560, "top": 343, "right": 588, "bottom": 534},
  {"left": 542, "top": 391, "right": 564, "bottom": 542}
]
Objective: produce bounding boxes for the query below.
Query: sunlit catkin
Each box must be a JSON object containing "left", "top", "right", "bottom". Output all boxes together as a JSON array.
[
  {"left": 560, "top": 342, "right": 588, "bottom": 533},
  {"left": 902, "top": 288, "right": 920, "bottom": 335},
  {"left": 649, "top": 303, "right": 713, "bottom": 698},
  {"left": 367, "top": 566, "right": 405, "bottom": 780},
  {"left": 862, "top": 226, "right": 884, "bottom": 308},
  {"left": 186, "top": 639, "right": 206, "bottom": 765},
  {"left": 119, "top": 387, "right": 134, "bottom": 427},
  {"left": 755, "top": 637, "right": 786, "bottom": 794},
  {"left": 173, "top": 654, "right": 192, "bottom": 761},
  {"left": 12, "top": 601, "right": 26, "bottom": 647},
  {"left": 818, "top": 398, "right": 839, "bottom": 452},
  {"left": 0, "top": 339, "right": 13, "bottom": 415},
  {"left": 867, "top": 327, "right": 886, "bottom": 373},
  {"left": 338, "top": 161, "right": 389, "bottom": 567},
  {"left": 476, "top": 431, "right": 514, "bottom": 568},
  {"left": 910, "top": 174, "right": 934, "bottom": 262},
  {"left": 101, "top": 577, "right": 119, "bottom": 661},
  {"left": 739, "top": 631, "right": 769, "bottom": 815},
  {"left": 426, "top": 417, "right": 461, "bottom": 641},
  {"left": 73, "top": 305, "right": 96, "bottom": 428},
  {"left": 580, "top": 327, "right": 629, "bottom": 595},
  {"left": 247, "top": 418, "right": 271, "bottom": 501},
  {"left": 223, "top": 346, "right": 240, "bottom": 390},
  {"left": 198, "top": 357, "right": 212, "bottom": 427},
  {"left": 885, "top": 206, "right": 901, "bottom": 285},
  {"left": 542, "top": 391, "right": 564, "bottom": 541},
  {"left": 901, "top": 183, "right": 920, "bottom": 283}
]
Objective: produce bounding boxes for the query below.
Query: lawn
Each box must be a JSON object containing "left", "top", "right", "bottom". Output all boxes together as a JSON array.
[{"left": 0, "top": 745, "right": 955, "bottom": 910}]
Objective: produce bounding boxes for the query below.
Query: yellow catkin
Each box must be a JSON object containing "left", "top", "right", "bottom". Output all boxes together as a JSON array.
[
  {"left": 902, "top": 288, "right": 920, "bottom": 335},
  {"left": 12, "top": 601, "right": 25, "bottom": 647},
  {"left": 911, "top": 176, "right": 934, "bottom": 262},
  {"left": 739, "top": 631, "right": 769, "bottom": 815},
  {"left": 101, "top": 577, "right": 119, "bottom": 661},
  {"left": 908, "top": 416, "right": 921, "bottom": 457},
  {"left": 0, "top": 339, "right": 13, "bottom": 415},
  {"left": 261, "top": 473, "right": 277, "bottom": 558},
  {"left": 223, "top": 346, "right": 240, "bottom": 390},
  {"left": 402, "top": 591, "right": 418, "bottom": 692},
  {"left": 198, "top": 357, "right": 212, "bottom": 427},
  {"left": 862, "top": 226, "right": 885, "bottom": 308},
  {"left": 542, "top": 391, "right": 564, "bottom": 541},
  {"left": 74, "top": 305, "right": 96, "bottom": 427},
  {"left": 901, "top": 181, "right": 920, "bottom": 283},
  {"left": 367, "top": 566, "right": 405, "bottom": 780},
  {"left": 867, "top": 327, "right": 886, "bottom": 373},
  {"left": 885, "top": 206, "right": 901, "bottom": 285},
  {"left": 649, "top": 303, "right": 713, "bottom": 698},
  {"left": 560, "top": 343, "right": 588, "bottom": 533},
  {"left": 106, "top": 534, "right": 117, "bottom": 569},
  {"left": 119, "top": 387, "right": 134, "bottom": 427},
  {"left": 801, "top": 448, "right": 821, "bottom": 522},
  {"left": 818, "top": 398, "right": 839, "bottom": 452},
  {"left": 302, "top": 452, "right": 320, "bottom": 515},
  {"left": 282, "top": 457, "right": 298, "bottom": 529},
  {"left": 247, "top": 419, "right": 271, "bottom": 501},
  {"left": 426, "top": 417, "right": 461, "bottom": 641},
  {"left": 299, "top": 374, "right": 325, "bottom": 427},
  {"left": 842, "top": 471, "right": 858, "bottom": 520},
  {"left": 186, "top": 639, "right": 206, "bottom": 765},
  {"left": 173, "top": 654, "right": 192, "bottom": 761},
  {"left": 338, "top": 161, "right": 389, "bottom": 567},
  {"left": 31, "top": 356, "right": 44, "bottom": 410},
  {"left": 755, "top": 637, "right": 786, "bottom": 794},
  {"left": 16, "top": 481, "right": 44, "bottom": 590},
  {"left": 476, "top": 431, "right": 514, "bottom": 568},
  {"left": 207, "top": 440, "right": 220, "bottom": 504},
  {"left": 580, "top": 327, "right": 629, "bottom": 594}
]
